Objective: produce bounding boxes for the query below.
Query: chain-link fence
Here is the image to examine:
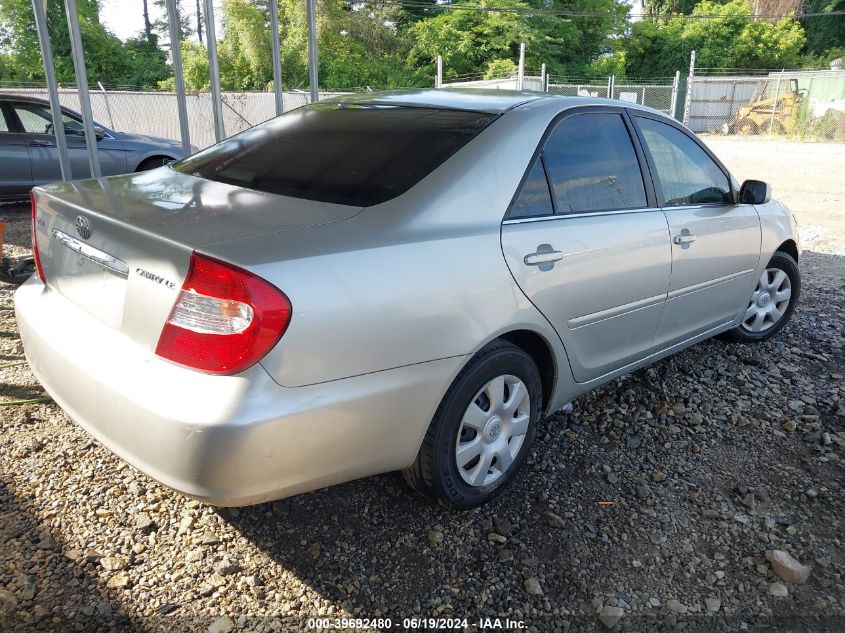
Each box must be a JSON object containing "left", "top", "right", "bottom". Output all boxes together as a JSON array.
[
  {"left": 685, "top": 70, "right": 845, "bottom": 141},
  {"left": 545, "top": 76, "right": 679, "bottom": 117}
]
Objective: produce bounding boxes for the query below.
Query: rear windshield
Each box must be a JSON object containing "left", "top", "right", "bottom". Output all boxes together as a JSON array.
[{"left": 174, "top": 103, "right": 497, "bottom": 206}]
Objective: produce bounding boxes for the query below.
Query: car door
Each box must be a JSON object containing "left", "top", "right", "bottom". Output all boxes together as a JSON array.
[
  {"left": 631, "top": 113, "right": 761, "bottom": 349},
  {"left": 7, "top": 101, "right": 127, "bottom": 184},
  {"left": 501, "top": 107, "right": 672, "bottom": 383},
  {"left": 0, "top": 102, "right": 33, "bottom": 198}
]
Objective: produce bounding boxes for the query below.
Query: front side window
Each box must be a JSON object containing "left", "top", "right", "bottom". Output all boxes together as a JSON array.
[
  {"left": 175, "top": 103, "right": 497, "bottom": 206},
  {"left": 636, "top": 116, "right": 730, "bottom": 206},
  {"left": 12, "top": 103, "right": 86, "bottom": 136},
  {"left": 507, "top": 157, "right": 553, "bottom": 219},
  {"left": 0, "top": 108, "right": 9, "bottom": 133},
  {"left": 543, "top": 112, "right": 647, "bottom": 214}
]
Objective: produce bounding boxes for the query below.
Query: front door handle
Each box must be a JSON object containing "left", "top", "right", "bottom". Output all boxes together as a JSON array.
[
  {"left": 673, "top": 231, "right": 696, "bottom": 245},
  {"left": 524, "top": 250, "right": 565, "bottom": 266},
  {"left": 30, "top": 140, "right": 55, "bottom": 148}
]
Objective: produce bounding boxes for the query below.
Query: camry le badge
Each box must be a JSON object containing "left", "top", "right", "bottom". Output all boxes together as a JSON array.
[{"left": 75, "top": 215, "right": 91, "bottom": 240}]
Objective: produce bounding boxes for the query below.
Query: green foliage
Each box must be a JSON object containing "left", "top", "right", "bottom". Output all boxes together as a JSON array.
[
  {"left": 484, "top": 59, "right": 518, "bottom": 80},
  {"left": 625, "top": 0, "right": 807, "bottom": 77},
  {"left": 0, "top": 0, "right": 168, "bottom": 88},
  {"left": 802, "top": 0, "right": 845, "bottom": 56},
  {"left": 408, "top": 0, "right": 629, "bottom": 80}
]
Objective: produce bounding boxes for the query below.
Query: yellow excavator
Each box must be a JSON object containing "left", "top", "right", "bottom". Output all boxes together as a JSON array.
[{"left": 725, "top": 78, "right": 805, "bottom": 135}]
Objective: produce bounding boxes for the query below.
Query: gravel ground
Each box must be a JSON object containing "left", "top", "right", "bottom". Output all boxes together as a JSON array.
[{"left": 1, "top": 139, "right": 844, "bottom": 633}]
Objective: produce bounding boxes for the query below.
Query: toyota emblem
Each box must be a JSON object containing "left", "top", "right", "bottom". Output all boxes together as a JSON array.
[{"left": 75, "top": 215, "right": 91, "bottom": 240}]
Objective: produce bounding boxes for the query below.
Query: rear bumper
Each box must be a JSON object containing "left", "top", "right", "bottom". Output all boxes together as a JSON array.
[{"left": 14, "top": 278, "right": 462, "bottom": 506}]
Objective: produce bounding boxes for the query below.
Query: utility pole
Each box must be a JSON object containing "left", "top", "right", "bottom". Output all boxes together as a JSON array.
[
  {"left": 517, "top": 43, "right": 525, "bottom": 91},
  {"left": 436, "top": 55, "right": 443, "bottom": 88},
  {"left": 196, "top": 0, "right": 203, "bottom": 44},
  {"left": 683, "top": 49, "right": 696, "bottom": 127}
]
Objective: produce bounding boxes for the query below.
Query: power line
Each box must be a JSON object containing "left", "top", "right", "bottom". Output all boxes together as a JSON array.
[{"left": 369, "top": 0, "right": 845, "bottom": 20}]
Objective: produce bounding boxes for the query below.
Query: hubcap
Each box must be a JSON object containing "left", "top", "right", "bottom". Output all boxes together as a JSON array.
[
  {"left": 455, "top": 374, "right": 531, "bottom": 487},
  {"left": 741, "top": 267, "right": 792, "bottom": 333}
]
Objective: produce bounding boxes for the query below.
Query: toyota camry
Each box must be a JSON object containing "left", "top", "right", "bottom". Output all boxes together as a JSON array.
[{"left": 15, "top": 89, "right": 800, "bottom": 508}]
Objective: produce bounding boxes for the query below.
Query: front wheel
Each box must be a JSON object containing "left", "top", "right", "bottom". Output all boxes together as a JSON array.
[
  {"left": 724, "top": 251, "right": 800, "bottom": 343},
  {"left": 403, "top": 340, "right": 542, "bottom": 509}
]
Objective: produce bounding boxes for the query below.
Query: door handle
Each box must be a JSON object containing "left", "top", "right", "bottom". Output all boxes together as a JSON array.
[
  {"left": 524, "top": 250, "right": 565, "bottom": 266},
  {"left": 673, "top": 232, "right": 696, "bottom": 245},
  {"left": 30, "top": 140, "right": 54, "bottom": 148}
]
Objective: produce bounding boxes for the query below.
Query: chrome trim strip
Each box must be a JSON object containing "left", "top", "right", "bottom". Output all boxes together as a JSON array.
[
  {"left": 568, "top": 293, "right": 666, "bottom": 330},
  {"left": 52, "top": 229, "right": 129, "bottom": 279},
  {"left": 503, "top": 207, "right": 662, "bottom": 225},
  {"left": 667, "top": 269, "right": 753, "bottom": 300}
]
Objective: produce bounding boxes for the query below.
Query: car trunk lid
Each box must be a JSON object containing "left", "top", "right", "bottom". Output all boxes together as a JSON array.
[{"left": 32, "top": 169, "right": 361, "bottom": 352}]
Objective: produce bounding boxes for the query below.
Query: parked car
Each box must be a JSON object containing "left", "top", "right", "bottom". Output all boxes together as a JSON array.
[
  {"left": 0, "top": 94, "right": 191, "bottom": 201},
  {"left": 15, "top": 90, "right": 800, "bottom": 509}
]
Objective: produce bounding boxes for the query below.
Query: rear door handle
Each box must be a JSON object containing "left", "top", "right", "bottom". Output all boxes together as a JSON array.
[
  {"left": 524, "top": 250, "right": 565, "bottom": 266},
  {"left": 673, "top": 232, "right": 696, "bottom": 245}
]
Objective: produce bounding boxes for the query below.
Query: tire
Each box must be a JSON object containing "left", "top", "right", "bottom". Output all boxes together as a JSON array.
[
  {"left": 736, "top": 119, "right": 758, "bottom": 136},
  {"left": 723, "top": 251, "right": 800, "bottom": 343},
  {"left": 136, "top": 156, "right": 171, "bottom": 171},
  {"left": 403, "top": 340, "right": 543, "bottom": 510}
]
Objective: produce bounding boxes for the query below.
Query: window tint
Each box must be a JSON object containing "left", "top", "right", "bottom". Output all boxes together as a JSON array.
[
  {"left": 507, "top": 157, "right": 553, "bottom": 219},
  {"left": 543, "top": 112, "right": 646, "bottom": 214},
  {"left": 0, "top": 108, "right": 9, "bottom": 133},
  {"left": 175, "top": 103, "right": 497, "bottom": 206},
  {"left": 636, "top": 117, "right": 730, "bottom": 206},
  {"left": 13, "top": 103, "right": 86, "bottom": 136}
]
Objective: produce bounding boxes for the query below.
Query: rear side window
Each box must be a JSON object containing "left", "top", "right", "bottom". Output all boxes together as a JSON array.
[
  {"left": 175, "top": 103, "right": 496, "bottom": 206},
  {"left": 636, "top": 116, "right": 730, "bottom": 206},
  {"left": 543, "top": 112, "right": 647, "bottom": 214},
  {"left": 507, "top": 157, "right": 553, "bottom": 219}
]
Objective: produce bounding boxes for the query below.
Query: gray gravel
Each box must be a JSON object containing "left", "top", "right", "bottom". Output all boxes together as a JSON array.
[{"left": 1, "top": 190, "right": 844, "bottom": 633}]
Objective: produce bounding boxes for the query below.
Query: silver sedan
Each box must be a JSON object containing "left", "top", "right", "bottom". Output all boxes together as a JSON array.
[
  {"left": 15, "top": 90, "right": 800, "bottom": 508},
  {"left": 0, "top": 94, "right": 191, "bottom": 201}
]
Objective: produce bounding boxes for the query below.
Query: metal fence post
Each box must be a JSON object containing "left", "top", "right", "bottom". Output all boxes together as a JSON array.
[
  {"left": 167, "top": 0, "right": 192, "bottom": 153},
  {"left": 610, "top": 75, "right": 616, "bottom": 99},
  {"left": 436, "top": 55, "right": 443, "bottom": 88},
  {"left": 683, "top": 49, "right": 696, "bottom": 127},
  {"left": 32, "top": 0, "right": 71, "bottom": 180},
  {"left": 63, "top": 0, "right": 101, "bottom": 177},
  {"left": 97, "top": 82, "right": 115, "bottom": 129},
  {"left": 269, "top": 0, "right": 284, "bottom": 116},
  {"left": 670, "top": 70, "right": 680, "bottom": 120},
  {"left": 517, "top": 43, "right": 525, "bottom": 91},
  {"left": 606, "top": 76, "right": 612, "bottom": 99},
  {"left": 540, "top": 63, "right": 546, "bottom": 92},
  {"left": 202, "top": 0, "right": 225, "bottom": 142},
  {"left": 769, "top": 69, "right": 784, "bottom": 135},
  {"left": 306, "top": 0, "right": 319, "bottom": 102}
]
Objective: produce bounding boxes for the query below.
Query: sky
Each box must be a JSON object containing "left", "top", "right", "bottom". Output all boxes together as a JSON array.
[{"left": 99, "top": 0, "right": 222, "bottom": 43}]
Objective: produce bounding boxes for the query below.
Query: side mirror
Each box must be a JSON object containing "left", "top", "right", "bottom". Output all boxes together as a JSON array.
[
  {"left": 94, "top": 127, "right": 106, "bottom": 141},
  {"left": 739, "top": 179, "right": 771, "bottom": 205}
]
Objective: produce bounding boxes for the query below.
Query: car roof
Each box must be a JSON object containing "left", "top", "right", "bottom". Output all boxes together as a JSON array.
[
  {"left": 0, "top": 94, "right": 51, "bottom": 105},
  {"left": 325, "top": 89, "right": 546, "bottom": 114},
  {"left": 325, "top": 88, "right": 668, "bottom": 117}
]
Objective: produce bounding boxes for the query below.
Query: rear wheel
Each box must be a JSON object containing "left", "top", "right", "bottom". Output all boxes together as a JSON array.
[
  {"left": 736, "top": 119, "right": 758, "bottom": 136},
  {"left": 724, "top": 251, "right": 800, "bottom": 343},
  {"left": 403, "top": 340, "right": 542, "bottom": 509}
]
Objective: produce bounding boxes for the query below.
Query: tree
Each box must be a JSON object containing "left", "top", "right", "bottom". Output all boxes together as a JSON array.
[
  {"left": 802, "top": 0, "right": 845, "bottom": 56},
  {"left": 408, "top": 0, "right": 629, "bottom": 80},
  {"left": 625, "top": 0, "right": 806, "bottom": 77}
]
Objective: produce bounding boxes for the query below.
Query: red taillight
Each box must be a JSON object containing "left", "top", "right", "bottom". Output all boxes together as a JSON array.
[
  {"left": 30, "top": 191, "right": 45, "bottom": 282},
  {"left": 155, "top": 252, "right": 291, "bottom": 375}
]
